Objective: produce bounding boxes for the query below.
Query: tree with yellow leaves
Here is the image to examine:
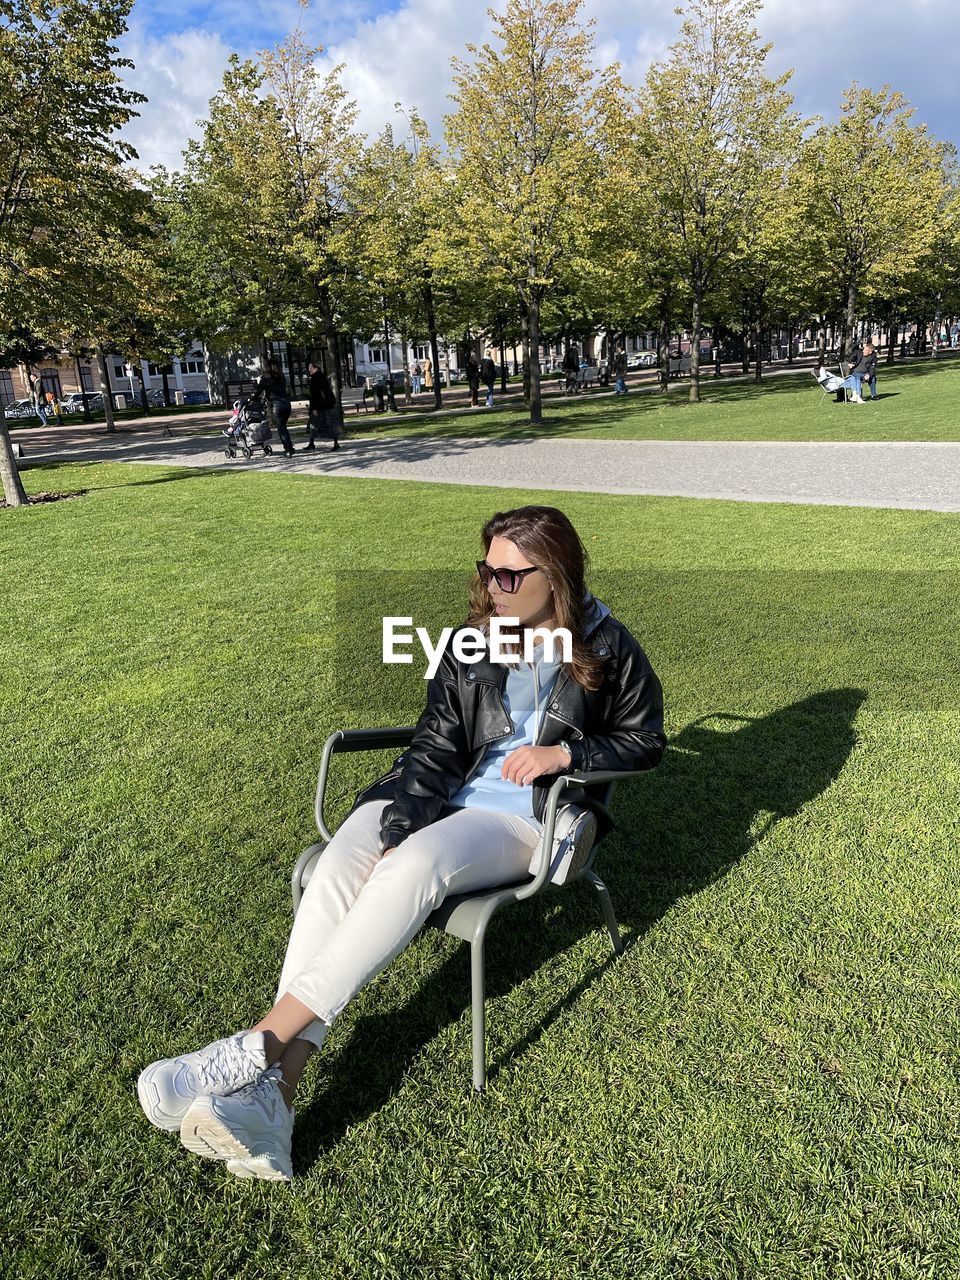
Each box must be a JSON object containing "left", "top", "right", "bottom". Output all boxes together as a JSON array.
[{"left": 445, "top": 0, "right": 613, "bottom": 424}]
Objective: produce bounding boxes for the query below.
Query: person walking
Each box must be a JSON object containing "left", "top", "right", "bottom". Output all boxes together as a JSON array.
[
  {"left": 423, "top": 356, "right": 433, "bottom": 391},
  {"left": 561, "top": 346, "right": 578, "bottom": 394},
  {"left": 480, "top": 349, "right": 497, "bottom": 409},
  {"left": 136, "top": 504, "right": 666, "bottom": 1182},
  {"left": 304, "top": 358, "right": 341, "bottom": 451},
  {"left": 465, "top": 353, "right": 481, "bottom": 407},
  {"left": 613, "top": 345, "right": 628, "bottom": 395},
  {"left": 256, "top": 359, "right": 295, "bottom": 456},
  {"left": 31, "top": 381, "right": 48, "bottom": 426},
  {"left": 411, "top": 362, "right": 423, "bottom": 395}
]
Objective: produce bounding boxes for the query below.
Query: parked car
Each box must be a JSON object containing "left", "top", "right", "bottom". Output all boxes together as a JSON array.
[
  {"left": 5, "top": 398, "right": 37, "bottom": 419},
  {"left": 183, "top": 390, "right": 210, "bottom": 405},
  {"left": 133, "top": 388, "right": 165, "bottom": 408},
  {"left": 626, "top": 351, "right": 658, "bottom": 369},
  {"left": 60, "top": 391, "right": 104, "bottom": 413}
]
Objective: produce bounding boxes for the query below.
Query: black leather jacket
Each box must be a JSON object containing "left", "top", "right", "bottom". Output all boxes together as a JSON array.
[{"left": 350, "top": 611, "right": 666, "bottom": 853}]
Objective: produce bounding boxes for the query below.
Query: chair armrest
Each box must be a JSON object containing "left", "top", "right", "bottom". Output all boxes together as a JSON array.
[
  {"left": 314, "top": 726, "right": 418, "bottom": 841},
  {"left": 514, "top": 767, "right": 651, "bottom": 900},
  {"left": 331, "top": 727, "right": 418, "bottom": 752}
]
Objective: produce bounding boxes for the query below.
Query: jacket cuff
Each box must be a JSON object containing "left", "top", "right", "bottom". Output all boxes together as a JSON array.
[
  {"left": 380, "top": 827, "right": 408, "bottom": 854},
  {"left": 567, "top": 739, "right": 587, "bottom": 772}
]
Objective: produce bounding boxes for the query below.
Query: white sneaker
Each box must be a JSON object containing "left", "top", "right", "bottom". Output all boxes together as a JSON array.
[
  {"left": 180, "top": 1068, "right": 294, "bottom": 1182},
  {"left": 137, "top": 1030, "right": 267, "bottom": 1132}
]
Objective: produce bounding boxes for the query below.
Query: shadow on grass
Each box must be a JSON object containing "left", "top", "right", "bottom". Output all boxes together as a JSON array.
[
  {"left": 20, "top": 459, "right": 229, "bottom": 491},
  {"left": 297, "top": 686, "right": 865, "bottom": 1166}
]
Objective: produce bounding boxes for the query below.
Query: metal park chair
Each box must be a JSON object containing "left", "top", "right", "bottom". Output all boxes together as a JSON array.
[
  {"left": 291, "top": 726, "right": 650, "bottom": 1091},
  {"left": 814, "top": 361, "right": 851, "bottom": 405}
]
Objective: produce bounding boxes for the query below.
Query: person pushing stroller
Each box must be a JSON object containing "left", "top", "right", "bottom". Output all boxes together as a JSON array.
[{"left": 255, "top": 360, "right": 296, "bottom": 456}]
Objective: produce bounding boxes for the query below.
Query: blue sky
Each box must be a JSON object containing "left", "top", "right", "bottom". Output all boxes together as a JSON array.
[{"left": 119, "top": 0, "right": 960, "bottom": 172}]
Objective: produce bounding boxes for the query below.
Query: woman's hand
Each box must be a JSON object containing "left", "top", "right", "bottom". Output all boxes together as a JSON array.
[{"left": 501, "top": 744, "right": 571, "bottom": 787}]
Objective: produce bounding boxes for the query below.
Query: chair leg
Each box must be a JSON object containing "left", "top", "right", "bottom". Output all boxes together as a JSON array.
[
  {"left": 470, "top": 932, "right": 487, "bottom": 1091},
  {"left": 583, "top": 870, "right": 625, "bottom": 955}
]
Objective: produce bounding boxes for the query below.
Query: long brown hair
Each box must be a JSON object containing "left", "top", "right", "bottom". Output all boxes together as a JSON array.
[{"left": 466, "top": 505, "right": 605, "bottom": 691}]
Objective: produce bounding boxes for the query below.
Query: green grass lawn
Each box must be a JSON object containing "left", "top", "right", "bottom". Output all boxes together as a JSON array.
[
  {"left": 352, "top": 356, "right": 960, "bottom": 445},
  {"left": 3, "top": 460, "right": 960, "bottom": 1278}
]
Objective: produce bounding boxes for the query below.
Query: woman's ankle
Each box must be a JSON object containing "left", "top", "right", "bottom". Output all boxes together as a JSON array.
[{"left": 259, "top": 1028, "right": 287, "bottom": 1064}]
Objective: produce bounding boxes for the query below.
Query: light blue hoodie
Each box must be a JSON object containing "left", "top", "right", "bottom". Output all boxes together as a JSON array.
[{"left": 449, "top": 595, "right": 612, "bottom": 829}]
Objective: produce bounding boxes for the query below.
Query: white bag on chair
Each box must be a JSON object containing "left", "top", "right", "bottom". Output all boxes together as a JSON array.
[{"left": 528, "top": 806, "right": 598, "bottom": 885}]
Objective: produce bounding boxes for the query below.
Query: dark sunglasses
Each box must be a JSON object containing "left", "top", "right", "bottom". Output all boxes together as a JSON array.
[{"left": 476, "top": 560, "right": 541, "bottom": 594}]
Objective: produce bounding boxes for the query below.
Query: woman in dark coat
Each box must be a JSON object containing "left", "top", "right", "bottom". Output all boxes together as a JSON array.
[
  {"left": 305, "top": 358, "right": 341, "bottom": 451},
  {"left": 256, "top": 359, "right": 295, "bottom": 456}
]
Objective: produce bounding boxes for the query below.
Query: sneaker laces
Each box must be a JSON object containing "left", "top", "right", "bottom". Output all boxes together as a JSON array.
[
  {"left": 237, "top": 1066, "right": 284, "bottom": 1102},
  {"left": 230, "top": 1067, "right": 288, "bottom": 1119},
  {"left": 195, "top": 1034, "right": 259, "bottom": 1091}
]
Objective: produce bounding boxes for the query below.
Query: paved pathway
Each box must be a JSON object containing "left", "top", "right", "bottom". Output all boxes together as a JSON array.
[{"left": 19, "top": 426, "right": 960, "bottom": 512}]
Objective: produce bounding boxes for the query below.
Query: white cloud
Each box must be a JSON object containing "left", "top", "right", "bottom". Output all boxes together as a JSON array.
[
  {"left": 120, "top": 24, "right": 235, "bottom": 171},
  {"left": 119, "top": 0, "right": 960, "bottom": 170}
]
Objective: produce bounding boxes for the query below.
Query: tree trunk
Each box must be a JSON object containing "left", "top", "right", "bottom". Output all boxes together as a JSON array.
[
  {"left": 753, "top": 325, "right": 763, "bottom": 383},
  {"left": 0, "top": 405, "right": 28, "bottom": 506},
  {"left": 528, "top": 292, "right": 543, "bottom": 424},
  {"left": 520, "top": 301, "right": 531, "bottom": 407},
  {"left": 843, "top": 280, "right": 858, "bottom": 364},
  {"left": 499, "top": 336, "right": 508, "bottom": 394},
  {"left": 400, "top": 328, "right": 411, "bottom": 404},
  {"left": 161, "top": 368, "right": 171, "bottom": 407},
  {"left": 817, "top": 319, "right": 827, "bottom": 368},
  {"left": 134, "top": 361, "right": 151, "bottom": 414},
  {"left": 97, "top": 349, "right": 117, "bottom": 433},
  {"left": 423, "top": 280, "right": 443, "bottom": 410},
  {"left": 76, "top": 357, "right": 92, "bottom": 422},
  {"left": 886, "top": 321, "right": 897, "bottom": 365},
  {"left": 786, "top": 322, "right": 795, "bottom": 365},
  {"left": 657, "top": 311, "right": 670, "bottom": 392},
  {"left": 689, "top": 286, "right": 702, "bottom": 403},
  {"left": 259, "top": 339, "right": 277, "bottom": 436}
]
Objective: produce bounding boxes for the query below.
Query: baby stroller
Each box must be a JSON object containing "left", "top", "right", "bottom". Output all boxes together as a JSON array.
[{"left": 223, "top": 395, "right": 273, "bottom": 458}]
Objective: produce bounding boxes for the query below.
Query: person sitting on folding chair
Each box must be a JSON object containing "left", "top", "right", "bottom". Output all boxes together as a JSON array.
[
  {"left": 137, "top": 505, "right": 665, "bottom": 1181},
  {"left": 813, "top": 365, "right": 848, "bottom": 402}
]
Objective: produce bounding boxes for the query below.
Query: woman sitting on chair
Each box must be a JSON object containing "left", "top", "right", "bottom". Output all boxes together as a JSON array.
[{"left": 137, "top": 505, "right": 665, "bottom": 1180}]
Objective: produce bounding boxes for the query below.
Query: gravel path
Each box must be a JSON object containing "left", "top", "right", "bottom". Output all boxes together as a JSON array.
[{"left": 21, "top": 429, "right": 960, "bottom": 513}]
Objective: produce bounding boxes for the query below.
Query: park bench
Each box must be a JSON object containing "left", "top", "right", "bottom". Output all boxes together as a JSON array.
[
  {"left": 667, "top": 355, "right": 691, "bottom": 379},
  {"left": 558, "top": 365, "right": 600, "bottom": 394},
  {"left": 341, "top": 386, "right": 372, "bottom": 414},
  {"left": 291, "top": 726, "right": 652, "bottom": 1090}
]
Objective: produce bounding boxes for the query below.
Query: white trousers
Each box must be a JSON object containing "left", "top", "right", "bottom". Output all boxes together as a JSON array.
[{"left": 277, "top": 800, "right": 540, "bottom": 1047}]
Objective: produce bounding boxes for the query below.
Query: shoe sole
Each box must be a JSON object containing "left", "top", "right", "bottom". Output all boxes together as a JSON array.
[
  {"left": 180, "top": 1098, "right": 293, "bottom": 1180},
  {"left": 137, "top": 1066, "right": 185, "bottom": 1133},
  {"left": 226, "top": 1156, "right": 292, "bottom": 1183},
  {"left": 568, "top": 813, "right": 598, "bottom": 879}
]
